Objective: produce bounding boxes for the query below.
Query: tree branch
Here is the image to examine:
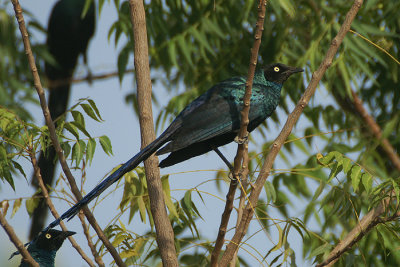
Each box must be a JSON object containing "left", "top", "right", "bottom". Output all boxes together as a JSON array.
[
  {"left": 317, "top": 190, "right": 396, "bottom": 267},
  {"left": 0, "top": 208, "right": 39, "bottom": 267},
  {"left": 219, "top": 0, "right": 364, "bottom": 265},
  {"left": 128, "top": 1, "right": 178, "bottom": 266},
  {"left": 29, "top": 151, "right": 96, "bottom": 267},
  {"left": 351, "top": 90, "right": 400, "bottom": 172},
  {"left": 10, "top": 1, "right": 125, "bottom": 266},
  {"left": 211, "top": 1, "right": 268, "bottom": 266}
]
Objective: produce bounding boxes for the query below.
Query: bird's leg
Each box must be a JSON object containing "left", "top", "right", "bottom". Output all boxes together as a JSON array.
[
  {"left": 213, "top": 147, "right": 241, "bottom": 183},
  {"left": 234, "top": 131, "right": 249, "bottom": 145},
  {"left": 83, "top": 52, "right": 93, "bottom": 84}
]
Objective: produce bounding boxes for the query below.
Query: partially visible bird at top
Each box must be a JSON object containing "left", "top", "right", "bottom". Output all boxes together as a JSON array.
[
  {"left": 44, "top": 63, "right": 303, "bottom": 231},
  {"left": 17, "top": 229, "right": 75, "bottom": 267},
  {"left": 30, "top": 0, "right": 95, "bottom": 239}
]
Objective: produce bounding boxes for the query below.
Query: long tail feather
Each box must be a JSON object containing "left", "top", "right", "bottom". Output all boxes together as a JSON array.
[{"left": 44, "top": 129, "right": 173, "bottom": 230}]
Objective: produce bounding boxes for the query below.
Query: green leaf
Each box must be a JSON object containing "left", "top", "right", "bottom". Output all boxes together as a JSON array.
[
  {"left": 87, "top": 99, "right": 103, "bottom": 121},
  {"left": 86, "top": 138, "right": 96, "bottom": 165},
  {"left": 26, "top": 197, "right": 40, "bottom": 217},
  {"left": 162, "top": 176, "right": 179, "bottom": 219},
  {"left": 309, "top": 243, "right": 332, "bottom": 258},
  {"left": 64, "top": 122, "right": 80, "bottom": 140},
  {"left": 81, "top": 103, "right": 101, "bottom": 122},
  {"left": 137, "top": 196, "right": 147, "bottom": 223},
  {"left": 117, "top": 44, "right": 131, "bottom": 82},
  {"left": 264, "top": 180, "right": 276, "bottom": 203},
  {"left": 271, "top": 224, "right": 284, "bottom": 252},
  {"left": 112, "top": 232, "right": 126, "bottom": 247},
  {"left": 361, "top": 173, "right": 373, "bottom": 194},
  {"left": 350, "top": 165, "right": 362, "bottom": 192},
  {"left": 11, "top": 198, "right": 22, "bottom": 218},
  {"left": 342, "top": 157, "right": 352, "bottom": 174},
  {"left": 328, "top": 162, "right": 343, "bottom": 182},
  {"left": 99, "top": 135, "right": 113, "bottom": 156},
  {"left": 71, "top": 110, "right": 85, "bottom": 128}
]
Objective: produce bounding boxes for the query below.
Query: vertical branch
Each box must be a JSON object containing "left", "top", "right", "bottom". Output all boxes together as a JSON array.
[
  {"left": 128, "top": 1, "right": 178, "bottom": 266},
  {"left": 219, "top": 0, "right": 364, "bottom": 265},
  {"left": 0, "top": 209, "right": 39, "bottom": 267},
  {"left": 10, "top": 1, "right": 125, "bottom": 266},
  {"left": 211, "top": 1, "right": 268, "bottom": 265}
]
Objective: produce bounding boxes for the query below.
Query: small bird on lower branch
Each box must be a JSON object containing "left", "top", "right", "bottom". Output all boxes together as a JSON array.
[{"left": 15, "top": 229, "right": 75, "bottom": 267}]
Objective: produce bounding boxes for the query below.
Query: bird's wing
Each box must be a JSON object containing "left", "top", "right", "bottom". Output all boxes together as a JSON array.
[{"left": 157, "top": 78, "right": 245, "bottom": 155}]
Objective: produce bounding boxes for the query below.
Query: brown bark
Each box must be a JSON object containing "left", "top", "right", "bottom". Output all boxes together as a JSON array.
[
  {"left": 0, "top": 209, "right": 39, "bottom": 267},
  {"left": 128, "top": 1, "right": 178, "bottom": 266},
  {"left": 211, "top": 1, "right": 268, "bottom": 266},
  {"left": 11, "top": 1, "right": 125, "bottom": 266},
  {"left": 218, "top": 0, "right": 364, "bottom": 265}
]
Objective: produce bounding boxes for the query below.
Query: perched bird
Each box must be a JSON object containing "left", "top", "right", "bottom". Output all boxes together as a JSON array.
[
  {"left": 45, "top": 63, "right": 303, "bottom": 230},
  {"left": 30, "top": 0, "right": 95, "bottom": 239},
  {"left": 19, "top": 229, "right": 75, "bottom": 267}
]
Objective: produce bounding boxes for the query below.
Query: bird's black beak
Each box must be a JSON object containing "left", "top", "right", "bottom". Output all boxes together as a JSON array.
[
  {"left": 64, "top": 231, "right": 76, "bottom": 238},
  {"left": 286, "top": 66, "right": 304, "bottom": 74},
  {"left": 58, "top": 230, "right": 76, "bottom": 240}
]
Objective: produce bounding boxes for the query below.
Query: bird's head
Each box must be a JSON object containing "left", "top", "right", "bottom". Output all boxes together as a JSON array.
[
  {"left": 34, "top": 229, "right": 76, "bottom": 251},
  {"left": 263, "top": 63, "right": 303, "bottom": 84}
]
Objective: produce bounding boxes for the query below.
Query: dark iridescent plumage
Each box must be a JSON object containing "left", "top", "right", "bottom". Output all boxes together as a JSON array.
[
  {"left": 19, "top": 229, "right": 75, "bottom": 267},
  {"left": 44, "top": 63, "right": 302, "bottom": 230}
]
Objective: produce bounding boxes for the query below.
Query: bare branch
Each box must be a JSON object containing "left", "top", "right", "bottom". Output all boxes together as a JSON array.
[
  {"left": 0, "top": 208, "right": 39, "bottom": 267},
  {"left": 219, "top": 0, "right": 364, "bottom": 265},
  {"left": 128, "top": 0, "right": 178, "bottom": 266},
  {"left": 78, "top": 213, "right": 105, "bottom": 267},
  {"left": 10, "top": 1, "right": 125, "bottom": 265},
  {"left": 29, "top": 152, "right": 96, "bottom": 267},
  {"left": 211, "top": 1, "right": 268, "bottom": 265}
]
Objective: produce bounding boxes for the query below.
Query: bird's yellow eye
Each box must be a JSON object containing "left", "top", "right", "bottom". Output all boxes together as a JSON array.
[
  {"left": 46, "top": 233, "right": 52, "bottom": 239},
  {"left": 274, "top": 67, "right": 280, "bottom": 72}
]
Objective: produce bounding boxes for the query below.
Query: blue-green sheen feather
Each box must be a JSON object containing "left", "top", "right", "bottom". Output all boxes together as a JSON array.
[
  {"left": 156, "top": 69, "right": 282, "bottom": 154},
  {"left": 19, "top": 247, "right": 56, "bottom": 267}
]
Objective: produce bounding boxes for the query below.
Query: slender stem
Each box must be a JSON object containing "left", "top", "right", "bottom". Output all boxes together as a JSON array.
[
  {"left": 0, "top": 209, "right": 39, "bottom": 267},
  {"left": 10, "top": 1, "right": 124, "bottom": 265},
  {"left": 211, "top": 1, "right": 268, "bottom": 265},
  {"left": 128, "top": 1, "right": 178, "bottom": 266},
  {"left": 219, "top": 0, "right": 364, "bottom": 265},
  {"left": 29, "top": 152, "right": 96, "bottom": 267}
]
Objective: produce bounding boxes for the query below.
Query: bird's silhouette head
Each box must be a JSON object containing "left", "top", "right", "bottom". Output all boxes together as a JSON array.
[
  {"left": 33, "top": 229, "right": 75, "bottom": 251},
  {"left": 263, "top": 63, "right": 303, "bottom": 84}
]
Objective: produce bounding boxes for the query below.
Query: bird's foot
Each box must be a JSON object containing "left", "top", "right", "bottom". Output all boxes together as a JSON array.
[
  {"left": 234, "top": 133, "right": 249, "bottom": 145},
  {"left": 228, "top": 171, "right": 243, "bottom": 184}
]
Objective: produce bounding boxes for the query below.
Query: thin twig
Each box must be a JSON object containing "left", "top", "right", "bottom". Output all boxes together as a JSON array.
[
  {"left": 0, "top": 209, "right": 39, "bottom": 267},
  {"left": 29, "top": 152, "right": 96, "bottom": 267},
  {"left": 219, "top": 0, "right": 364, "bottom": 265},
  {"left": 317, "top": 191, "right": 396, "bottom": 267},
  {"left": 10, "top": 1, "right": 125, "bottom": 266},
  {"left": 128, "top": 0, "right": 178, "bottom": 266},
  {"left": 211, "top": 1, "right": 268, "bottom": 266},
  {"left": 78, "top": 212, "right": 105, "bottom": 267},
  {"left": 48, "top": 68, "right": 134, "bottom": 88}
]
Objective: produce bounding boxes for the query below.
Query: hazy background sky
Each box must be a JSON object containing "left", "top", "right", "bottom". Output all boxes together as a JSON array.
[{"left": 0, "top": 1, "right": 321, "bottom": 266}]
